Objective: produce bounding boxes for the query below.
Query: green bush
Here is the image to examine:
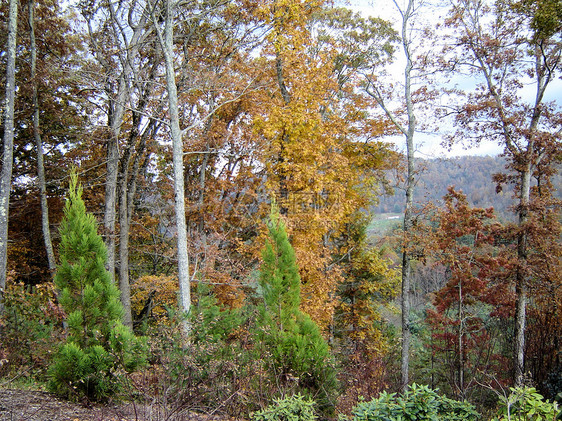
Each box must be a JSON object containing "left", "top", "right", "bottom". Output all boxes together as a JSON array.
[
  {"left": 492, "top": 387, "right": 560, "bottom": 421},
  {"left": 189, "top": 282, "right": 244, "bottom": 345},
  {"left": 351, "top": 383, "right": 480, "bottom": 421},
  {"left": 137, "top": 286, "right": 253, "bottom": 417},
  {"left": 255, "top": 206, "right": 338, "bottom": 415},
  {"left": 47, "top": 173, "right": 146, "bottom": 402},
  {"left": 251, "top": 394, "right": 317, "bottom": 421}
]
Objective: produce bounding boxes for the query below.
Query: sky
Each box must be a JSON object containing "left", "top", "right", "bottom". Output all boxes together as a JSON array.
[{"left": 344, "top": 0, "right": 561, "bottom": 159}]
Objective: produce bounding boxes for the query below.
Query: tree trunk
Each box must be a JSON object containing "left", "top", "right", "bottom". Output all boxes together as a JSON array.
[
  {"left": 117, "top": 65, "right": 157, "bottom": 328},
  {"left": 96, "top": 3, "right": 149, "bottom": 282},
  {"left": 105, "top": 75, "right": 128, "bottom": 281},
  {"left": 154, "top": 0, "right": 191, "bottom": 332},
  {"left": 118, "top": 119, "right": 155, "bottom": 328},
  {"left": 365, "top": 0, "right": 417, "bottom": 392},
  {"left": 514, "top": 160, "right": 532, "bottom": 386},
  {"left": 399, "top": 0, "right": 416, "bottom": 392},
  {"left": 118, "top": 143, "right": 133, "bottom": 327},
  {"left": 0, "top": 0, "right": 18, "bottom": 313},
  {"left": 30, "top": 0, "right": 56, "bottom": 273}
]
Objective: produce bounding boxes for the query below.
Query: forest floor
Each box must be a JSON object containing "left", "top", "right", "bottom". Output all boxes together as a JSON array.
[{"left": 0, "top": 388, "right": 244, "bottom": 421}]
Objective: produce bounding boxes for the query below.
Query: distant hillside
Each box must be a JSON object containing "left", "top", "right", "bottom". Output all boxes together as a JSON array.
[{"left": 373, "top": 155, "right": 561, "bottom": 221}]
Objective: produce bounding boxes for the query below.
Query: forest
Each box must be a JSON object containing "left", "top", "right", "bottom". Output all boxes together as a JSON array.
[{"left": 0, "top": 0, "right": 561, "bottom": 419}]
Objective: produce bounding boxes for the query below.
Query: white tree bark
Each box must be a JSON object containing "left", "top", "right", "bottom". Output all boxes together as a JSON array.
[
  {"left": 365, "top": 0, "right": 418, "bottom": 392},
  {"left": 82, "top": 1, "right": 149, "bottom": 282},
  {"left": 30, "top": 0, "right": 56, "bottom": 273},
  {"left": 152, "top": 0, "right": 192, "bottom": 331},
  {"left": 400, "top": 0, "right": 416, "bottom": 392},
  {"left": 0, "top": 0, "right": 18, "bottom": 313}
]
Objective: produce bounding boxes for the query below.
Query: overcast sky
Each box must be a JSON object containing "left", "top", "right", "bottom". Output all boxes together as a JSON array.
[{"left": 344, "top": 0, "right": 562, "bottom": 159}]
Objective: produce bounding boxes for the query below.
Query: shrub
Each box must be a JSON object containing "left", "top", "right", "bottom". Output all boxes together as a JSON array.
[
  {"left": 251, "top": 394, "right": 317, "bottom": 421},
  {"left": 0, "top": 282, "right": 63, "bottom": 379},
  {"left": 351, "top": 383, "right": 480, "bottom": 421},
  {"left": 47, "top": 173, "right": 146, "bottom": 402},
  {"left": 492, "top": 387, "right": 560, "bottom": 421},
  {"left": 130, "top": 285, "right": 255, "bottom": 418}
]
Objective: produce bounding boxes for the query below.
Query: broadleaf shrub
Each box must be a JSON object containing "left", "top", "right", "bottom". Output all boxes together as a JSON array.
[
  {"left": 492, "top": 387, "right": 560, "bottom": 421},
  {"left": 351, "top": 383, "right": 480, "bottom": 420},
  {"left": 251, "top": 393, "right": 318, "bottom": 421},
  {"left": 0, "top": 282, "right": 63, "bottom": 379}
]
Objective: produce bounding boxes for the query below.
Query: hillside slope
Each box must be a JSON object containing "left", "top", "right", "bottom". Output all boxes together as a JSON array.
[{"left": 373, "top": 155, "right": 561, "bottom": 221}]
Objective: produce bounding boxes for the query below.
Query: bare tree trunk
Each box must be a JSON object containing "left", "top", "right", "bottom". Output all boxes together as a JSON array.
[
  {"left": 105, "top": 75, "right": 128, "bottom": 281},
  {"left": 458, "top": 273, "right": 464, "bottom": 398},
  {"left": 118, "top": 117, "right": 155, "bottom": 327},
  {"left": 118, "top": 137, "right": 133, "bottom": 327},
  {"left": 29, "top": 0, "right": 56, "bottom": 273},
  {"left": 0, "top": 0, "right": 18, "bottom": 313},
  {"left": 153, "top": 0, "right": 191, "bottom": 331},
  {"left": 365, "top": 0, "right": 417, "bottom": 391},
  {"left": 514, "top": 161, "right": 532, "bottom": 386},
  {"left": 397, "top": 0, "right": 416, "bottom": 392}
]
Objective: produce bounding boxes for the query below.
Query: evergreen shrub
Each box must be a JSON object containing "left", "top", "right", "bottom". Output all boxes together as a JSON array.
[
  {"left": 47, "top": 173, "right": 146, "bottom": 402},
  {"left": 492, "top": 387, "right": 560, "bottom": 421},
  {"left": 251, "top": 393, "right": 318, "bottom": 421},
  {"left": 351, "top": 383, "right": 480, "bottom": 421},
  {"left": 142, "top": 283, "right": 251, "bottom": 416}
]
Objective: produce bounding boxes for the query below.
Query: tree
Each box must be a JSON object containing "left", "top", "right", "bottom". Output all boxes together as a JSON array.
[
  {"left": 48, "top": 172, "right": 145, "bottom": 401},
  {"left": 423, "top": 189, "right": 511, "bottom": 401},
  {"left": 29, "top": 0, "right": 56, "bottom": 273},
  {"left": 0, "top": 0, "right": 18, "bottom": 313},
  {"left": 149, "top": 0, "right": 192, "bottom": 332},
  {"left": 335, "top": 214, "right": 401, "bottom": 408},
  {"left": 255, "top": 0, "right": 398, "bottom": 331},
  {"left": 77, "top": 0, "right": 158, "bottom": 326},
  {"left": 0, "top": 0, "right": 88, "bottom": 288},
  {"left": 257, "top": 205, "right": 338, "bottom": 414},
  {"left": 442, "top": 0, "right": 562, "bottom": 386},
  {"left": 78, "top": 0, "right": 153, "bottom": 282},
  {"left": 363, "top": 0, "right": 433, "bottom": 392}
]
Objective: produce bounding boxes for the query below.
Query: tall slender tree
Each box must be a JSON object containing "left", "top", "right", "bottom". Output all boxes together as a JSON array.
[
  {"left": 0, "top": 0, "right": 18, "bottom": 312},
  {"left": 363, "top": 0, "right": 431, "bottom": 391},
  {"left": 29, "top": 0, "right": 56, "bottom": 273},
  {"left": 150, "top": 0, "right": 192, "bottom": 330},
  {"left": 79, "top": 0, "right": 152, "bottom": 283}
]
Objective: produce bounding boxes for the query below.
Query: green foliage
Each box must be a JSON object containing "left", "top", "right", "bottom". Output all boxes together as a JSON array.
[
  {"left": 256, "top": 205, "right": 338, "bottom": 415},
  {"left": 48, "top": 172, "right": 146, "bottom": 402},
  {"left": 492, "top": 387, "right": 560, "bottom": 421},
  {"left": 143, "top": 306, "right": 254, "bottom": 417},
  {"left": 189, "top": 282, "right": 244, "bottom": 344},
  {"left": 351, "top": 383, "right": 480, "bottom": 421},
  {"left": 251, "top": 394, "right": 318, "bottom": 421}
]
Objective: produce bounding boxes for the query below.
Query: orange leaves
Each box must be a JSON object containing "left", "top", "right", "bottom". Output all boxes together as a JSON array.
[
  {"left": 251, "top": 0, "right": 399, "bottom": 332},
  {"left": 132, "top": 275, "right": 179, "bottom": 324}
]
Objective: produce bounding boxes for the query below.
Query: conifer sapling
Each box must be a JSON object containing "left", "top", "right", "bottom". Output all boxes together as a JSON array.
[{"left": 48, "top": 172, "right": 146, "bottom": 402}]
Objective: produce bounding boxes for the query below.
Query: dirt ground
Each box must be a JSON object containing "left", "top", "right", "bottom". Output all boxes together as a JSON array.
[{"left": 0, "top": 388, "right": 243, "bottom": 421}]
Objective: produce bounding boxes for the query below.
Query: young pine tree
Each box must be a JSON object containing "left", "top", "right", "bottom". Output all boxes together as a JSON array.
[
  {"left": 48, "top": 172, "right": 146, "bottom": 402},
  {"left": 257, "top": 205, "right": 338, "bottom": 415}
]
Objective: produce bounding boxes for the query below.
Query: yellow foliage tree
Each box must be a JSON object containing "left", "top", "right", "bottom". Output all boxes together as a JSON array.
[{"left": 254, "top": 0, "right": 398, "bottom": 331}]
